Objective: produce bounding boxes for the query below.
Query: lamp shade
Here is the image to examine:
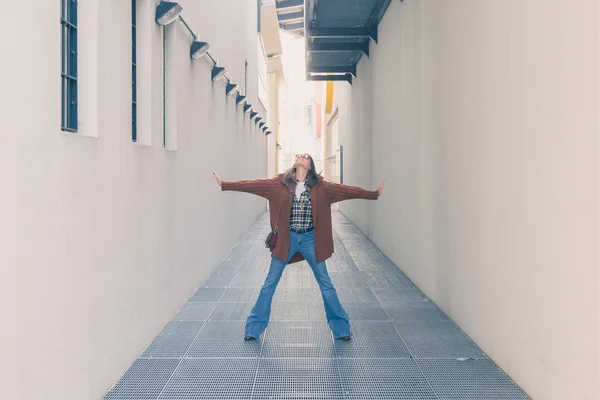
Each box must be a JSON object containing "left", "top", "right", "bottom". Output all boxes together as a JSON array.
[
  {"left": 236, "top": 94, "right": 247, "bottom": 105},
  {"left": 190, "top": 41, "right": 209, "bottom": 59},
  {"left": 155, "top": 1, "right": 182, "bottom": 25},
  {"left": 226, "top": 83, "right": 238, "bottom": 96},
  {"left": 211, "top": 66, "right": 226, "bottom": 81}
]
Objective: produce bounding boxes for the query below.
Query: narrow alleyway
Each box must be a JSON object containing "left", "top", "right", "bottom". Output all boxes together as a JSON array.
[{"left": 104, "top": 211, "right": 529, "bottom": 400}]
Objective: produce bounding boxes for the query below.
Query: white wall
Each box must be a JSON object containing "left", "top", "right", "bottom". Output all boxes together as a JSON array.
[
  {"left": 331, "top": 71, "right": 375, "bottom": 233},
  {"left": 0, "top": 1, "right": 267, "bottom": 399},
  {"left": 267, "top": 71, "right": 279, "bottom": 176},
  {"left": 334, "top": 1, "right": 599, "bottom": 399}
]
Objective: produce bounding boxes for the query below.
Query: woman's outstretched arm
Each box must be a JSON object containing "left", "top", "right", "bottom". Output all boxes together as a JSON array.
[
  {"left": 323, "top": 179, "right": 385, "bottom": 204},
  {"left": 213, "top": 170, "right": 278, "bottom": 200}
]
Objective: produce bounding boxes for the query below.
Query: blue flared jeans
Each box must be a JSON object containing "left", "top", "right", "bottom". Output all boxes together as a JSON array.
[{"left": 245, "top": 230, "right": 351, "bottom": 339}]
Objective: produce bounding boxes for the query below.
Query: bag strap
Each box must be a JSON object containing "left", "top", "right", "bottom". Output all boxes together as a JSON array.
[{"left": 274, "top": 188, "right": 285, "bottom": 231}]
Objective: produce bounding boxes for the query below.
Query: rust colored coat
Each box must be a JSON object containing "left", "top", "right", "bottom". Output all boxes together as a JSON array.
[{"left": 221, "top": 175, "right": 379, "bottom": 264}]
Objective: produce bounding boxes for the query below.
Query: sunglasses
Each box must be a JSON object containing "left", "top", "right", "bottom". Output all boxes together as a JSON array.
[{"left": 295, "top": 154, "right": 310, "bottom": 159}]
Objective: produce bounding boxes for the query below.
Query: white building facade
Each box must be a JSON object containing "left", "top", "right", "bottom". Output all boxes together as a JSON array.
[
  {"left": 323, "top": 1, "right": 599, "bottom": 399},
  {"left": 0, "top": 1, "right": 282, "bottom": 399}
]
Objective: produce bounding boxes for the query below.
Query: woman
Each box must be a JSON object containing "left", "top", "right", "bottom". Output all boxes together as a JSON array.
[{"left": 213, "top": 153, "right": 384, "bottom": 341}]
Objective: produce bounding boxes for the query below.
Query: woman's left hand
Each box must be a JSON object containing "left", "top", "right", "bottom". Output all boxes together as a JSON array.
[{"left": 377, "top": 180, "right": 385, "bottom": 196}]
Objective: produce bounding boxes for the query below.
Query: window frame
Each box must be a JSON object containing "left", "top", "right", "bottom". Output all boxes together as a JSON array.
[
  {"left": 244, "top": 60, "right": 248, "bottom": 96},
  {"left": 61, "top": 0, "right": 78, "bottom": 132},
  {"left": 132, "top": 0, "right": 137, "bottom": 141}
]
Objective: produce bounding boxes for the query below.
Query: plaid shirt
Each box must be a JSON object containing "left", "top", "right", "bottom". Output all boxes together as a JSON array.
[{"left": 289, "top": 182, "right": 313, "bottom": 230}]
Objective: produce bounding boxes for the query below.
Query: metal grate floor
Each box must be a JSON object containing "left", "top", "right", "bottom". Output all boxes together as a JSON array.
[{"left": 105, "top": 211, "right": 530, "bottom": 400}]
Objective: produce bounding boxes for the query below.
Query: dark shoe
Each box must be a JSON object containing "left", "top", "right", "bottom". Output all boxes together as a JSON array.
[
  {"left": 338, "top": 336, "right": 352, "bottom": 341},
  {"left": 244, "top": 335, "right": 257, "bottom": 341}
]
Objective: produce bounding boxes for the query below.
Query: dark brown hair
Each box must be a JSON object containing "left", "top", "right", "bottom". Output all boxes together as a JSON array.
[{"left": 280, "top": 154, "right": 321, "bottom": 188}]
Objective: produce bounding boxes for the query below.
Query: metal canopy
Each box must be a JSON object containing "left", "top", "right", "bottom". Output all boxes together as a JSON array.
[
  {"left": 275, "top": 0, "right": 393, "bottom": 83},
  {"left": 276, "top": 0, "right": 306, "bottom": 37}
]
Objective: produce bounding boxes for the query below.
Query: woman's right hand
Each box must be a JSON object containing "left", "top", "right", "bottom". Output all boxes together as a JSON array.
[{"left": 213, "top": 170, "right": 222, "bottom": 187}]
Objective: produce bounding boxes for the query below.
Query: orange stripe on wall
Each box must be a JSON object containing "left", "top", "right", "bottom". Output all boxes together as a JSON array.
[{"left": 325, "top": 81, "right": 333, "bottom": 114}]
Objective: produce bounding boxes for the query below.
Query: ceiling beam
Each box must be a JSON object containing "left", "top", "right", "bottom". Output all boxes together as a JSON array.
[
  {"left": 307, "top": 27, "right": 378, "bottom": 43},
  {"left": 276, "top": 0, "right": 304, "bottom": 11},
  {"left": 307, "top": 65, "right": 357, "bottom": 77},
  {"left": 307, "top": 74, "right": 352, "bottom": 84},
  {"left": 280, "top": 22, "right": 304, "bottom": 31},
  {"left": 278, "top": 11, "right": 304, "bottom": 22},
  {"left": 307, "top": 42, "right": 369, "bottom": 57}
]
